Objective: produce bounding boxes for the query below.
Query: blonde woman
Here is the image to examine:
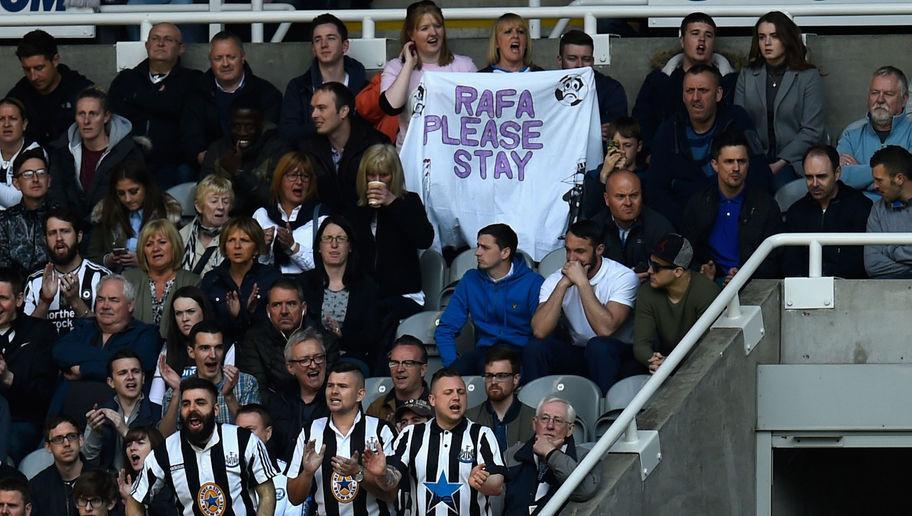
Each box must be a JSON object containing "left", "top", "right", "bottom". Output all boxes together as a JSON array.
[
  {"left": 479, "top": 13, "right": 543, "bottom": 73},
  {"left": 180, "top": 175, "right": 234, "bottom": 276}
]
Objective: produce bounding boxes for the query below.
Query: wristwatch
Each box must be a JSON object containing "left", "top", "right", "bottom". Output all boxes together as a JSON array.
[{"left": 354, "top": 466, "right": 364, "bottom": 482}]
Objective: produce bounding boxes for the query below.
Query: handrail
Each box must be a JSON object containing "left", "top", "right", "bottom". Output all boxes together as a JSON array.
[
  {"left": 539, "top": 232, "right": 912, "bottom": 515},
  {"left": 6, "top": 4, "right": 912, "bottom": 34}
]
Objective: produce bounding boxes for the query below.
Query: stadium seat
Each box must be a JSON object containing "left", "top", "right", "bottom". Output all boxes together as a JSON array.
[
  {"left": 395, "top": 310, "right": 442, "bottom": 345},
  {"left": 363, "top": 377, "right": 393, "bottom": 409},
  {"left": 537, "top": 247, "right": 566, "bottom": 278},
  {"left": 464, "top": 375, "right": 486, "bottom": 409},
  {"left": 595, "top": 374, "right": 651, "bottom": 438},
  {"left": 165, "top": 181, "right": 198, "bottom": 222},
  {"left": 516, "top": 249, "right": 535, "bottom": 269},
  {"left": 447, "top": 247, "right": 477, "bottom": 286},
  {"left": 775, "top": 178, "right": 808, "bottom": 213},
  {"left": 518, "top": 375, "right": 601, "bottom": 442},
  {"left": 419, "top": 249, "right": 447, "bottom": 311},
  {"left": 18, "top": 447, "right": 53, "bottom": 480}
]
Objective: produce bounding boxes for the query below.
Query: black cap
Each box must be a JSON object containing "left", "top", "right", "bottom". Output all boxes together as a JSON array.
[
  {"left": 394, "top": 399, "right": 432, "bottom": 420},
  {"left": 651, "top": 233, "right": 693, "bottom": 268}
]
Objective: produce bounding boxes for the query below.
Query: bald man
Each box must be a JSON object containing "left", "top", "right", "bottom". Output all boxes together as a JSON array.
[{"left": 593, "top": 170, "right": 675, "bottom": 282}]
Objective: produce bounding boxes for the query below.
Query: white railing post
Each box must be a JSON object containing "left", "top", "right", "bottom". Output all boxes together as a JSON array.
[
  {"left": 208, "top": 0, "right": 223, "bottom": 43},
  {"left": 726, "top": 294, "right": 742, "bottom": 319},
  {"left": 528, "top": 0, "right": 541, "bottom": 39},
  {"left": 362, "top": 16, "right": 375, "bottom": 39},
  {"left": 583, "top": 12, "right": 597, "bottom": 35},
  {"left": 623, "top": 419, "right": 639, "bottom": 443},
  {"left": 139, "top": 18, "right": 153, "bottom": 41},
  {"left": 808, "top": 239, "right": 823, "bottom": 278},
  {"left": 250, "top": 0, "right": 264, "bottom": 43}
]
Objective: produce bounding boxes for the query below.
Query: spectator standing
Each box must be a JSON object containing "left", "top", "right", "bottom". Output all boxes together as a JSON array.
[
  {"left": 6, "top": 30, "right": 92, "bottom": 147},
  {"left": 280, "top": 13, "right": 367, "bottom": 143},
  {"left": 0, "top": 97, "right": 42, "bottom": 210},
  {"left": 480, "top": 14, "right": 544, "bottom": 73},
  {"left": 864, "top": 146, "right": 912, "bottom": 278}
]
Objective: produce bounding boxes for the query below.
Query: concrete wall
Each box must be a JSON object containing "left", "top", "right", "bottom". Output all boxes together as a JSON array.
[
  {"left": 566, "top": 279, "right": 781, "bottom": 515},
  {"left": 0, "top": 34, "right": 910, "bottom": 139}
]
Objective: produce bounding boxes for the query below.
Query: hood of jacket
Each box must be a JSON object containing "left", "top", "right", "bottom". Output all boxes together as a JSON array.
[
  {"left": 479, "top": 255, "right": 537, "bottom": 286},
  {"left": 650, "top": 50, "right": 737, "bottom": 76},
  {"left": 66, "top": 113, "right": 134, "bottom": 154}
]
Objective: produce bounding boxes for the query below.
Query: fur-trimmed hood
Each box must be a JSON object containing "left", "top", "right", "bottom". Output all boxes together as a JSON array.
[{"left": 648, "top": 49, "right": 741, "bottom": 76}]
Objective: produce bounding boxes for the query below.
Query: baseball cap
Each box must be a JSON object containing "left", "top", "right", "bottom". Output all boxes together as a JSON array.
[
  {"left": 395, "top": 399, "right": 432, "bottom": 420},
  {"left": 651, "top": 233, "right": 693, "bottom": 269}
]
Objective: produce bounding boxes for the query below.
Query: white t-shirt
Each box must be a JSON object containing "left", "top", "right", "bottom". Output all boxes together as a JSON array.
[{"left": 538, "top": 258, "right": 638, "bottom": 346}]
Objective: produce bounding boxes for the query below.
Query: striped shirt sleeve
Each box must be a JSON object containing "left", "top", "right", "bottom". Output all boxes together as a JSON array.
[
  {"left": 285, "top": 427, "right": 310, "bottom": 480},
  {"left": 244, "top": 432, "right": 279, "bottom": 484},
  {"left": 477, "top": 426, "right": 505, "bottom": 476},
  {"left": 130, "top": 446, "right": 166, "bottom": 504},
  {"left": 387, "top": 424, "right": 414, "bottom": 476}
]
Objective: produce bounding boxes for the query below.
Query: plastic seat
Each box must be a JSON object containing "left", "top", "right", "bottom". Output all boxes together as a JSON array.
[
  {"left": 463, "top": 375, "right": 487, "bottom": 409},
  {"left": 518, "top": 375, "right": 601, "bottom": 442},
  {"left": 419, "top": 250, "right": 447, "bottom": 311},
  {"left": 165, "top": 181, "right": 198, "bottom": 220},
  {"left": 516, "top": 249, "right": 535, "bottom": 269},
  {"left": 18, "top": 447, "right": 53, "bottom": 480},
  {"left": 775, "top": 178, "right": 808, "bottom": 213},
  {"left": 537, "top": 247, "right": 566, "bottom": 279},
  {"left": 447, "top": 247, "right": 478, "bottom": 286},
  {"left": 595, "top": 374, "right": 650, "bottom": 438},
  {"left": 395, "top": 310, "right": 442, "bottom": 345},
  {"left": 363, "top": 377, "right": 393, "bottom": 410}
]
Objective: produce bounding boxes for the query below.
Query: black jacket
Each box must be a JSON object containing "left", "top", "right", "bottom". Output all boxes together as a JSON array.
[
  {"left": 279, "top": 55, "right": 368, "bottom": 143},
  {"left": 6, "top": 64, "right": 93, "bottom": 147},
  {"left": 199, "top": 261, "right": 282, "bottom": 345},
  {"left": 29, "top": 463, "right": 79, "bottom": 516},
  {"left": 181, "top": 63, "right": 282, "bottom": 162},
  {"left": 347, "top": 192, "right": 434, "bottom": 298},
  {"left": 782, "top": 181, "right": 872, "bottom": 278},
  {"left": 108, "top": 58, "right": 205, "bottom": 169},
  {"left": 681, "top": 184, "right": 782, "bottom": 279},
  {"left": 0, "top": 315, "right": 57, "bottom": 425},
  {"left": 299, "top": 117, "right": 389, "bottom": 211},
  {"left": 299, "top": 268, "right": 380, "bottom": 365},
  {"left": 237, "top": 320, "right": 297, "bottom": 404},
  {"left": 267, "top": 379, "right": 328, "bottom": 462},
  {"left": 647, "top": 104, "right": 772, "bottom": 224},
  {"left": 592, "top": 205, "right": 676, "bottom": 270}
]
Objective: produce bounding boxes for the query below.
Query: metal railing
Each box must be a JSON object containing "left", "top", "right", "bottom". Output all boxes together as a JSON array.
[
  {"left": 6, "top": 3, "right": 912, "bottom": 43},
  {"left": 539, "top": 232, "right": 912, "bottom": 514}
]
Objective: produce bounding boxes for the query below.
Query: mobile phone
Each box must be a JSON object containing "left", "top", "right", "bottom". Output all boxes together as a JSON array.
[{"left": 113, "top": 247, "right": 128, "bottom": 256}]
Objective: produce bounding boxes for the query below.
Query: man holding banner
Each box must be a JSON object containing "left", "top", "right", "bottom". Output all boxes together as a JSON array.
[{"left": 400, "top": 68, "right": 604, "bottom": 261}]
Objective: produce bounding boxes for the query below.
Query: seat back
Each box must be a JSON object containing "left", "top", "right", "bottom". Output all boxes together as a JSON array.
[
  {"left": 516, "top": 249, "right": 536, "bottom": 270},
  {"left": 463, "top": 375, "right": 486, "bottom": 409},
  {"left": 363, "top": 377, "right": 394, "bottom": 410},
  {"left": 419, "top": 250, "right": 446, "bottom": 311},
  {"left": 165, "top": 181, "right": 198, "bottom": 220},
  {"left": 447, "top": 248, "right": 477, "bottom": 286},
  {"left": 537, "top": 247, "right": 566, "bottom": 279},
  {"left": 596, "top": 374, "right": 651, "bottom": 437},
  {"left": 18, "top": 448, "right": 53, "bottom": 480},
  {"left": 518, "top": 375, "right": 602, "bottom": 441}
]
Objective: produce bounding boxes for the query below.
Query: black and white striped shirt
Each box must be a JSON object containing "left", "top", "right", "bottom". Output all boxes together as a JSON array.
[
  {"left": 23, "top": 258, "right": 109, "bottom": 335},
  {"left": 287, "top": 411, "right": 395, "bottom": 516},
  {"left": 131, "top": 424, "right": 278, "bottom": 515},
  {"left": 389, "top": 418, "right": 505, "bottom": 516}
]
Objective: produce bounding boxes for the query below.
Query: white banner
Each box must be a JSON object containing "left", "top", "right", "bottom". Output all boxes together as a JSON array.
[{"left": 400, "top": 68, "right": 603, "bottom": 261}]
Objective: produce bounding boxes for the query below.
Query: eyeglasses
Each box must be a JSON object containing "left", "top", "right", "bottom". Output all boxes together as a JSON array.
[
  {"left": 648, "top": 258, "right": 679, "bottom": 271},
  {"left": 15, "top": 168, "right": 48, "bottom": 180},
  {"left": 48, "top": 432, "right": 80, "bottom": 445},
  {"left": 288, "top": 354, "right": 326, "bottom": 367},
  {"left": 76, "top": 497, "right": 104, "bottom": 509},
  {"left": 535, "top": 414, "right": 570, "bottom": 426},
  {"left": 388, "top": 360, "right": 426, "bottom": 369},
  {"left": 284, "top": 172, "right": 311, "bottom": 182},
  {"left": 483, "top": 372, "right": 517, "bottom": 382},
  {"left": 320, "top": 235, "right": 349, "bottom": 244}
]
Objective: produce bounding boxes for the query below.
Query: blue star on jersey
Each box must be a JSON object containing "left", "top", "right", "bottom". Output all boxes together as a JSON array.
[{"left": 424, "top": 472, "right": 461, "bottom": 513}]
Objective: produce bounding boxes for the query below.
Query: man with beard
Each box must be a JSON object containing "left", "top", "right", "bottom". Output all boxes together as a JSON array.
[
  {"left": 160, "top": 321, "right": 260, "bottom": 435},
  {"left": 864, "top": 146, "right": 912, "bottom": 278},
  {"left": 82, "top": 349, "right": 160, "bottom": 471},
  {"left": 529, "top": 220, "right": 640, "bottom": 394},
  {"left": 362, "top": 368, "right": 505, "bottom": 515},
  {"left": 267, "top": 327, "right": 329, "bottom": 462},
  {"left": 23, "top": 208, "right": 110, "bottom": 335},
  {"left": 837, "top": 66, "right": 912, "bottom": 202},
  {"left": 29, "top": 416, "right": 86, "bottom": 516},
  {"left": 465, "top": 347, "right": 535, "bottom": 453},
  {"left": 366, "top": 335, "right": 429, "bottom": 426},
  {"left": 286, "top": 362, "right": 395, "bottom": 514},
  {"left": 124, "top": 376, "right": 278, "bottom": 515},
  {"left": 0, "top": 267, "right": 57, "bottom": 464},
  {"left": 503, "top": 396, "right": 600, "bottom": 515},
  {"left": 202, "top": 97, "right": 290, "bottom": 216},
  {"left": 238, "top": 279, "right": 310, "bottom": 404}
]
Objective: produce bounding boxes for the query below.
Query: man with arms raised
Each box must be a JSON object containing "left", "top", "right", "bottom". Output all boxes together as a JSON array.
[
  {"left": 123, "top": 376, "right": 277, "bottom": 515},
  {"left": 286, "top": 362, "right": 395, "bottom": 514},
  {"left": 280, "top": 14, "right": 367, "bottom": 143},
  {"left": 362, "top": 368, "right": 505, "bottom": 515},
  {"left": 24, "top": 208, "right": 110, "bottom": 335}
]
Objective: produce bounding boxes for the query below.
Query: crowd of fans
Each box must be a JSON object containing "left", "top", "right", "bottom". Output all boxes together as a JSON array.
[{"left": 0, "top": 1, "right": 908, "bottom": 514}]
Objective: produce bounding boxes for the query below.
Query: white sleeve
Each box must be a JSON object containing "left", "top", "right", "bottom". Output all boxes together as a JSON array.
[
  {"left": 608, "top": 268, "right": 640, "bottom": 308},
  {"left": 253, "top": 208, "right": 277, "bottom": 266},
  {"left": 244, "top": 432, "right": 279, "bottom": 484},
  {"left": 539, "top": 270, "right": 561, "bottom": 304},
  {"left": 22, "top": 277, "right": 39, "bottom": 315},
  {"left": 225, "top": 343, "right": 236, "bottom": 367},
  {"left": 149, "top": 349, "right": 168, "bottom": 406},
  {"left": 0, "top": 183, "right": 22, "bottom": 210},
  {"left": 288, "top": 216, "right": 325, "bottom": 271},
  {"left": 130, "top": 449, "right": 166, "bottom": 504},
  {"left": 285, "top": 428, "right": 309, "bottom": 480}
]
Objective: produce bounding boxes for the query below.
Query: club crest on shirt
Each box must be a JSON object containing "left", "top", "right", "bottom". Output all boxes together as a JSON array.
[
  {"left": 276, "top": 487, "right": 286, "bottom": 501},
  {"left": 458, "top": 444, "right": 475, "bottom": 463},
  {"left": 330, "top": 472, "right": 360, "bottom": 503},
  {"left": 197, "top": 482, "right": 226, "bottom": 515},
  {"left": 225, "top": 451, "right": 240, "bottom": 467}
]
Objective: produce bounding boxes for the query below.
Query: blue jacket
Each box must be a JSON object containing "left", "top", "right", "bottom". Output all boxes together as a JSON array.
[
  {"left": 435, "top": 257, "right": 543, "bottom": 366},
  {"left": 279, "top": 56, "right": 367, "bottom": 143},
  {"left": 646, "top": 103, "right": 772, "bottom": 224},
  {"left": 837, "top": 111, "right": 912, "bottom": 200},
  {"left": 53, "top": 317, "right": 161, "bottom": 383}
]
